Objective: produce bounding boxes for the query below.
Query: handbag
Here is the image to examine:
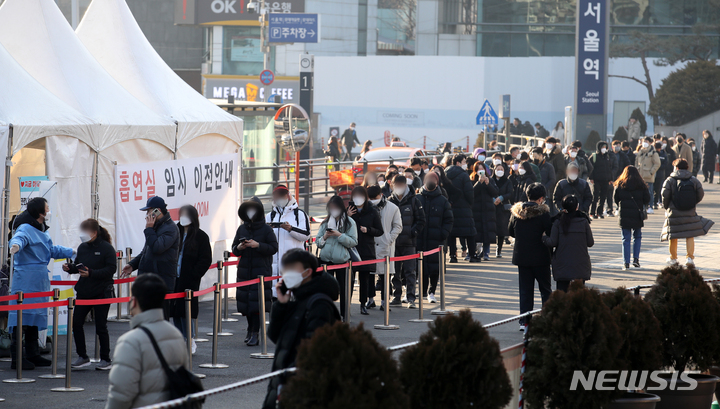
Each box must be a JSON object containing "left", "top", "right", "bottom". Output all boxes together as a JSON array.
[
  {"left": 631, "top": 192, "right": 647, "bottom": 221},
  {"left": 139, "top": 326, "right": 204, "bottom": 409},
  {"left": 349, "top": 247, "right": 362, "bottom": 262}
]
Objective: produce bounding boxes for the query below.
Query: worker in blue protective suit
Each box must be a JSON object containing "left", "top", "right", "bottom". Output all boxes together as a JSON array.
[{"left": 8, "top": 197, "right": 74, "bottom": 370}]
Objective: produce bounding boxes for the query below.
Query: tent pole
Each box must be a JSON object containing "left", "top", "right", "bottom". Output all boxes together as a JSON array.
[
  {"left": 238, "top": 146, "right": 244, "bottom": 204},
  {"left": 91, "top": 150, "right": 99, "bottom": 220},
  {"left": 1, "top": 125, "right": 13, "bottom": 262},
  {"left": 173, "top": 121, "right": 178, "bottom": 160}
]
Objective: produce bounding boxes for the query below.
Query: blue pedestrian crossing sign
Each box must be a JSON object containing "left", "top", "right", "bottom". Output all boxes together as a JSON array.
[{"left": 476, "top": 99, "right": 498, "bottom": 125}]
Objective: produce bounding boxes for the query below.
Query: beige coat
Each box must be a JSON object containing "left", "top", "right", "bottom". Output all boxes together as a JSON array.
[
  {"left": 106, "top": 309, "right": 190, "bottom": 409},
  {"left": 635, "top": 148, "right": 661, "bottom": 183},
  {"left": 673, "top": 142, "right": 694, "bottom": 173}
]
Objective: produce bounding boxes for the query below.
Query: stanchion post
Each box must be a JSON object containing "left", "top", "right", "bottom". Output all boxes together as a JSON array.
[
  {"left": 52, "top": 298, "right": 83, "bottom": 392},
  {"left": 39, "top": 289, "right": 65, "bottom": 379},
  {"left": 90, "top": 335, "right": 100, "bottom": 363},
  {"left": 250, "top": 276, "right": 273, "bottom": 359},
  {"left": 375, "top": 256, "right": 399, "bottom": 330},
  {"left": 222, "top": 251, "right": 237, "bottom": 323},
  {"left": 194, "top": 319, "right": 208, "bottom": 342},
  {"left": 3, "top": 291, "right": 35, "bottom": 383},
  {"left": 199, "top": 284, "right": 229, "bottom": 369},
  {"left": 123, "top": 248, "right": 132, "bottom": 318},
  {"left": 344, "top": 260, "right": 352, "bottom": 324},
  {"left": 432, "top": 245, "right": 455, "bottom": 316},
  {"left": 185, "top": 290, "right": 206, "bottom": 379},
  {"left": 409, "top": 252, "right": 431, "bottom": 323},
  {"left": 207, "top": 261, "right": 232, "bottom": 337}
]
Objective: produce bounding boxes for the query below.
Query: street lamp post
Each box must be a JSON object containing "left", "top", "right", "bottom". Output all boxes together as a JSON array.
[{"left": 259, "top": 0, "right": 268, "bottom": 71}]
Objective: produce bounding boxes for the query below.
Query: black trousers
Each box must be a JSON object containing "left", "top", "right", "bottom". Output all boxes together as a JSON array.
[
  {"left": 421, "top": 252, "right": 441, "bottom": 296},
  {"left": 328, "top": 261, "right": 352, "bottom": 319},
  {"left": 246, "top": 312, "right": 261, "bottom": 333},
  {"left": 356, "top": 270, "right": 371, "bottom": 305},
  {"left": 10, "top": 325, "right": 40, "bottom": 361},
  {"left": 73, "top": 303, "right": 111, "bottom": 361},
  {"left": 449, "top": 235, "right": 476, "bottom": 256},
  {"left": 604, "top": 185, "right": 615, "bottom": 212},
  {"left": 518, "top": 265, "right": 552, "bottom": 324},
  {"left": 590, "top": 180, "right": 611, "bottom": 216},
  {"left": 497, "top": 236, "right": 505, "bottom": 254},
  {"left": 556, "top": 279, "right": 586, "bottom": 292},
  {"left": 393, "top": 246, "right": 417, "bottom": 302},
  {"left": 703, "top": 169, "right": 714, "bottom": 183}
]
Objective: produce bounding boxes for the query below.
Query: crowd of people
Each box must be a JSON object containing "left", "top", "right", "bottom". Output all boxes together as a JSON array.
[{"left": 2, "top": 129, "right": 717, "bottom": 408}]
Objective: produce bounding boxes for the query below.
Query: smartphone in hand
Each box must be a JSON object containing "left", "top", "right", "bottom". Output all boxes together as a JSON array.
[{"left": 279, "top": 280, "right": 289, "bottom": 295}]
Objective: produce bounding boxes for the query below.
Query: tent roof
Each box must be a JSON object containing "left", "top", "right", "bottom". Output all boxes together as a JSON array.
[
  {"left": 0, "top": 41, "right": 97, "bottom": 152},
  {"left": 76, "top": 0, "right": 243, "bottom": 149},
  {"left": 0, "top": 0, "right": 177, "bottom": 152}
]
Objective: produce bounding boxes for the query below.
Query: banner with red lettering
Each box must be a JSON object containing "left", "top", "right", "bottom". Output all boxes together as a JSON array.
[{"left": 114, "top": 154, "right": 239, "bottom": 257}]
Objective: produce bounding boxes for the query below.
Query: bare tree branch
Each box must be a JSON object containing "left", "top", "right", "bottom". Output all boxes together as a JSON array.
[{"left": 608, "top": 74, "right": 648, "bottom": 87}]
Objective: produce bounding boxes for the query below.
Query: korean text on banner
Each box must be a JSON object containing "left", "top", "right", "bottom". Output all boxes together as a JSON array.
[{"left": 114, "top": 154, "right": 239, "bottom": 255}]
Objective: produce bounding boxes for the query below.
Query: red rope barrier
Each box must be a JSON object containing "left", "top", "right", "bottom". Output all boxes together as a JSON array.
[
  {"left": 76, "top": 297, "right": 131, "bottom": 306},
  {"left": 352, "top": 258, "right": 383, "bottom": 267},
  {"left": 424, "top": 248, "right": 441, "bottom": 255},
  {"left": 324, "top": 263, "right": 350, "bottom": 271},
  {"left": 165, "top": 292, "right": 186, "bottom": 300},
  {"left": 221, "top": 278, "right": 259, "bottom": 290},
  {"left": 0, "top": 300, "right": 67, "bottom": 311},
  {"left": 194, "top": 286, "right": 215, "bottom": 297},
  {"left": 0, "top": 294, "right": 18, "bottom": 302},
  {"left": 224, "top": 260, "right": 239, "bottom": 267},
  {"left": 24, "top": 291, "right": 54, "bottom": 299},
  {"left": 50, "top": 276, "right": 136, "bottom": 286},
  {"left": 390, "top": 254, "right": 421, "bottom": 262}
]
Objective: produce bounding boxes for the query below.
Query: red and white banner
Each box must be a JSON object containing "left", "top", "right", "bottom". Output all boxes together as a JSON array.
[{"left": 114, "top": 154, "right": 240, "bottom": 256}]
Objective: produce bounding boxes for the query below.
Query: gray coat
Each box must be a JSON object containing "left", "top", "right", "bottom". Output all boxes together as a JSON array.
[
  {"left": 129, "top": 213, "right": 180, "bottom": 292},
  {"left": 542, "top": 214, "right": 594, "bottom": 282},
  {"left": 106, "top": 309, "right": 189, "bottom": 409},
  {"left": 661, "top": 170, "right": 714, "bottom": 241}
]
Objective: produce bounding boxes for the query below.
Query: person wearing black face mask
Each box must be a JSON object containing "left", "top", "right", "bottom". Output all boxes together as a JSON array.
[{"left": 65, "top": 219, "right": 117, "bottom": 370}]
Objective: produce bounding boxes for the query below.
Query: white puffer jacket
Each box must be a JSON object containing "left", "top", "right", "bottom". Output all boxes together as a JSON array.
[
  {"left": 106, "top": 309, "right": 189, "bottom": 409},
  {"left": 374, "top": 197, "right": 402, "bottom": 274},
  {"left": 265, "top": 198, "right": 311, "bottom": 295}
]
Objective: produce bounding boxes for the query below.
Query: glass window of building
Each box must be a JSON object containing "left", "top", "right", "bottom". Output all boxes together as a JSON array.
[
  {"left": 378, "top": 0, "right": 417, "bottom": 55},
  {"left": 222, "top": 26, "right": 275, "bottom": 76},
  {"left": 475, "top": 0, "right": 720, "bottom": 57}
]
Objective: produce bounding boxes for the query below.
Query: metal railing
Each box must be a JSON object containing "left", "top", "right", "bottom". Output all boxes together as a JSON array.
[
  {"left": 137, "top": 309, "right": 542, "bottom": 409},
  {"left": 484, "top": 131, "right": 547, "bottom": 152},
  {"left": 242, "top": 154, "right": 443, "bottom": 214}
]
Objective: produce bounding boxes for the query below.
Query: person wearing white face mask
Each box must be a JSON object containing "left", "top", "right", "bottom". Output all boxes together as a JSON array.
[
  {"left": 588, "top": 141, "right": 615, "bottom": 219},
  {"left": 553, "top": 163, "right": 593, "bottom": 214},
  {"left": 168, "top": 205, "right": 211, "bottom": 352},
  {"left": 445, "top": 153, "right": 477, "bottom": 263},
  {"left": 347, "top": 186, "right": 384, "bottom": 315},
  {"left": 64, "top": 218, "right": 117, "bottom": 370},
  {"left": 266, "top": 185, "right": 311, "bottom": 299},
  {"left": 232, "top": 197, "right": 279, "bottom": 346},
  {"left": 634, "top": 136, "right": 660, "bottom": 213},
  {"left": 264, "top": 249, "right": 340, "bottom": 408},
  {"left": 565, "top": 146, "right": 592, "bottom": 181},
  {"left": 492, "top": 164, "right": 513, "bottom": 258},
  {"left": 316, "top": 195, "right": 358, "bottom": 320}
]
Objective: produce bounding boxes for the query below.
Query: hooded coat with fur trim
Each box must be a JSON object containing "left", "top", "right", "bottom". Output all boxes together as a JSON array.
[
  {"left": 508, "top": 202, "right": 552, "bottom": 267},
  {"left": 232, "top": 197, "right": 279, "bottom": 315}
]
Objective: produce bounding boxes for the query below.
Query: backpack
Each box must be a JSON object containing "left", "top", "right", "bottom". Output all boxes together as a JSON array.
[
  {"left": 673, "top": 178, "right": 697, "bottom": 211},
  {"left": 139, "top": 326, "right": 204, "bottom": 409}
]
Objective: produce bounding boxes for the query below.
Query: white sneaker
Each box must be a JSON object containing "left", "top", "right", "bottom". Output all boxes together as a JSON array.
[
  {"left": 191, "top": 338, "right": 197, "bottom": 355},
  {"left": 519, "top": 324, "right": 526, "bottom": 332},
  {"left": 647, "top": 207, "right": 654, "bottom": 214},
  {"left": 686, "top": 257, "right": 695, "bottom": 266},
  {"left": 666, "top": 257, "right": 678, "bottom": 266},
  {"left": 428, "top": 293, "right": 437, "bottom": 303}
]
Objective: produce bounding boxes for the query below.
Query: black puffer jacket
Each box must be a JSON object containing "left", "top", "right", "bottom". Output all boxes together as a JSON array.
[
  {"left": 264, "top": 272, "right": 340, "bottom": 409},
  {"left": 232, "top": 197, "right": 278, "bottom": 315},
  {"left": 350, "top": 203, "right": 383, "bottom": 272},
  {"left": 445, "top": 165, "right": 476, "bottom": 237},
  {"left": 389, "top": 187, "right": 425, "bottom": 249},
  {"left": 511, "top": 173, "right": 537, "bottom": 203},
  {"left": 416, "top": 186, "right": 454, "bottom": 264},
  {"left": 614, "top": 185, "right": 650, "bottom": 230},
  {"left": 129, "top": 212, "right": 180, "bottom": 292},
  {"left": 542, "top": 213, "right": 594, "bottom": 281},
  {"left": 472, "top": 176, "right": 498, "bottom": 244},
  {"left": 508, "top": 202, "right": 552, "bottom": 267},
  {"left": 589, "top": 142, "right": 614, "bottom": 181},
  {"left": 494, "top": 170, "right": 514, "bottom": 237},
  {"left": 553, "top": 178, "right": 593, "bottom": 214},
  {"left": 701, "top": 136, "right": 718, "bottom": 172},
  {"left": 73, "top": 238, "right": 116, "bottom": 300},
  {"left": 171, "top": 226, "right": 212, "bottom": 319}
]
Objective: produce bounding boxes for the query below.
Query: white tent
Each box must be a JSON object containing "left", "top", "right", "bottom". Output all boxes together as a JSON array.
[
  {"left": 0, "top": 0, "right": 179, "bottom": 245},
  {"left": 0, "top": 41, "right": 99, "bottom": 251},
  {"left": 76, "top": 0, "right": 243, "bottom": 156}
]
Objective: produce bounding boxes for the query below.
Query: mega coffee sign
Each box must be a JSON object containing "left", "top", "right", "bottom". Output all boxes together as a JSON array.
[{"left": 175, "top": 0, "right": 305, "bottom": 25}]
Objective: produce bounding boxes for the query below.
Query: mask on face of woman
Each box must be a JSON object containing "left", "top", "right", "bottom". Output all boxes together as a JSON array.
[
  {"left": 246, "top": 209, "right": 257, "bottom": 220},
  {"left": 179, "top": 215, "right": 192, "bottom": 227},
  {"left": 519, "top": 168, "right": 527, "bottom": 175},
  {"left": 570, "top": 151, "right": 578, "bottom": 158},
  {"left": 642, "top": 142, "right": 649, "bottom": 148},
  {"left": 79, "top": 232, "right": 92, "bottom": 243},
  {"left": 352, "top": 196, "right": 366, "bottom": 207},
  {"left": 477, "top": 155, "right": 486, "bottom": 162},
  {"left": 378, "top": 181, "right": 386, "bottom": 188},
  {"left": 330, "top": 208, "right": 342, "bottom": 218},
  {"left": 495, "top": 170, "right": 505, "bottom": 177}
]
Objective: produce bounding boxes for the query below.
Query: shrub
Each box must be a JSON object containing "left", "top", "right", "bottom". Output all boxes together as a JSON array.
[
  {"left": 601, "top": 288, "right": 663, "bottom": 372},
  {"left": 585, "top": 130, "right": 602, "bottom": 151},
  {"left": 645, "top": 264, "right": 720, "bottom": 371},
  {"left": 524, "top": 283, "right": 623, "bottom": 409},
  {"left": 398, "top": 310, "right": 512, "bottom": 409},
  {"left": 281, "top": 322, "right": 410, "bottom": 409}
]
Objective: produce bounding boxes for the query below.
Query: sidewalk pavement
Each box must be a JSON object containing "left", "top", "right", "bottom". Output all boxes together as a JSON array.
[{"left": 2, "top": 181, "right": 719, "bottom": 408}]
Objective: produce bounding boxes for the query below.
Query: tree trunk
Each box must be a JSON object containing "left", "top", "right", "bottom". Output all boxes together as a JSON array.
[{"left": 640, "top": 55, "right": 659, "bottom": 126}]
